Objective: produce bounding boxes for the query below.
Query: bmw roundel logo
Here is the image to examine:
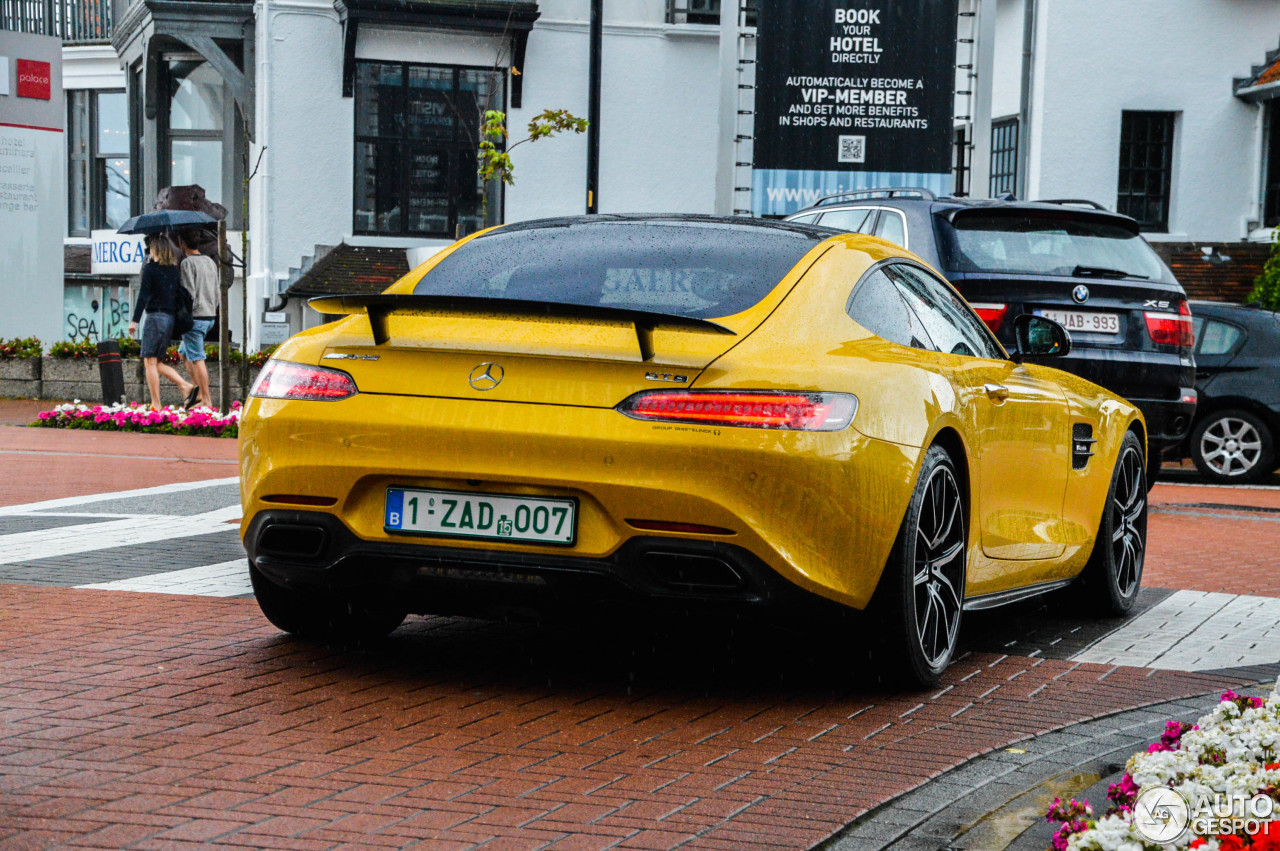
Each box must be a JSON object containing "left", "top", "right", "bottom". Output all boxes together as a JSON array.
[
  {"left": 1072, "top": 284, "right": 1090, "bottom": 304},
  {"left": 468, "top": 362, "right": 504, "bottom": 391}
]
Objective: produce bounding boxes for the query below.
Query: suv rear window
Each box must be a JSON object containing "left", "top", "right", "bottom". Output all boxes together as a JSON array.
[
  {"left": 414, "top": 220, "right": 824, "bottom": 319},
  {"left": 936, "top": 212, "right": 1167, "bottom": 281}
]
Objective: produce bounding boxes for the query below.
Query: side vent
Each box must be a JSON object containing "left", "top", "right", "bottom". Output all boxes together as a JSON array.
[{"left": 1072, "top": 423, "right": 1096, "bottom": 470}]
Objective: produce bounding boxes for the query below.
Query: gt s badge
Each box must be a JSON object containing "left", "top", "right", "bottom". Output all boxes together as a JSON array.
[
  {"left": 323, "top": 353, "right": 379, "bottom": 361},
  {"left": 645, "top": 372, "right": 690, "bottom": 383}
]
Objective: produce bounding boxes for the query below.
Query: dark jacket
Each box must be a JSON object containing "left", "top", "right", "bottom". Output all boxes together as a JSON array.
[{"left": 131, "top": 261, "right": 182, "bottom": 322}]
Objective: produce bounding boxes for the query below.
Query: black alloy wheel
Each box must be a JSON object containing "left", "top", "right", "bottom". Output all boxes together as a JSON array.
[
  {"left": 249, "top": 562, "right": 408, "bottom": 645},
  {"left": 1080, "top": 431, "right": 1146, "bottom": 615},
  {"left": 1190, "top": 409, "right": 1275, "bottom": 484},
  {"left": 877, "top": 444, "right": 967, "bottom": 687}
]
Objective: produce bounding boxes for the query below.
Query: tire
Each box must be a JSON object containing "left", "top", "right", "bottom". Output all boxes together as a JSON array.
[
  {"left": 875, "top": 444, "right": 967, "bottom": 688},
  {"left": 1079, "top": 431, "right": 1146, "bottom": 616},
  {"left": 249, "top": 562, "right": 407, "bottom": 645},
  {"left": 1189, "top": 409, "right": 1275, "bottom": 484}
]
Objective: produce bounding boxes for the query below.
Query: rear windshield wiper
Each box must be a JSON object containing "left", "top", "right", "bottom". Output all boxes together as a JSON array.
[{"left": 1072, "top": 265, "right": 1149, "bottom": 280}]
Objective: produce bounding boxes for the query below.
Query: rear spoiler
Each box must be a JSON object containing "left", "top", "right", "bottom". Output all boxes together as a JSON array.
[
  {"left": 307, "top": 294, "right": 735, "bottom": 361},
  {"left": 940, "top": 204, "right": 1141, "bottom": 234}
]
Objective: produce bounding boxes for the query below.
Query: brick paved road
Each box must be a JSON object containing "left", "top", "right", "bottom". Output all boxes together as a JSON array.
[{"left": 0, "top": 409, "right": 1276, "bottom": 850}]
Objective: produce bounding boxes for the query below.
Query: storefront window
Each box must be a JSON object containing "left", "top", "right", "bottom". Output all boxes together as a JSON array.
[{"left": 354, "top": 61, "right": 503, "bottom": 237}]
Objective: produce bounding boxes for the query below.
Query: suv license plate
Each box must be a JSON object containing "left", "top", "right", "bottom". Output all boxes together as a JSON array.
[
  {"left": 1035, "top": 309, "right": 1121, "bottom": 335},
  {"left": 385, "top": 488, "right": 576, "bottom": 545}
]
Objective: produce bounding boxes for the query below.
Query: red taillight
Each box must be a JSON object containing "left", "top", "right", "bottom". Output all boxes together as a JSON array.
[
  {"left": 617, "top": 391, "right": 857, "bottom": 431},
  {"left": 1144, "top": 300, "right": 1194, "bottom": 348},
  {"left": 971, "top": 302, "right": 1008, "bottom": 333},
  {"left": 251, "top": 360, "right": 359, "bottom": 401}
]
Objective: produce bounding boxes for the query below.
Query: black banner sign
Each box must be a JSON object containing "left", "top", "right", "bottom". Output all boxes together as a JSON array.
[{"left": 752, "top": 0, "right": 959, "bottom": 215}]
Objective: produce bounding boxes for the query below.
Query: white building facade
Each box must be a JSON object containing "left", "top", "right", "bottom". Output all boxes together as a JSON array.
[
  {"left": 966, "top": 0, "right": 1280, "bottom": 244},
  {"left": 6, "top": 0, "right": 1278, "bottom": 349}
]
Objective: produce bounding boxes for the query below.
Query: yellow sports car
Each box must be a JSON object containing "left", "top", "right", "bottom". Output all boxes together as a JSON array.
[{"left": 240, "top": 216, "right": 1147, "bottom": 686}]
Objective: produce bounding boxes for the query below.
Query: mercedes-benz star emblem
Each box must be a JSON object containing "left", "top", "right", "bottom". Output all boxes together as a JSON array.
[
  {"left": 468, "top": 362, "right": 504, "bottom": 391},
  {"left": 1072, "top": 284, "right": 1090, "bottom": 304}
]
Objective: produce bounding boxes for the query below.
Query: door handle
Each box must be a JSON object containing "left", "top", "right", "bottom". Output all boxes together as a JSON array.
[{"left": 984, "top": 383, "right": 1010, "bottom": 401}]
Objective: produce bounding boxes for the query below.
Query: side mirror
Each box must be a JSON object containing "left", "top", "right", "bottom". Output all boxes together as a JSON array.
[{"left": 1013, "top": 314, "right": 1072, "bottom": 359}]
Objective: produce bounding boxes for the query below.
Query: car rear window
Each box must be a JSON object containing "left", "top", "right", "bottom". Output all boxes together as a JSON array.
[
  {"left": 413, "top": 220, "right": 825, "bottom": 319},
  {"left": 936, "top": 211, "right": 1168, "bottom": 281}
]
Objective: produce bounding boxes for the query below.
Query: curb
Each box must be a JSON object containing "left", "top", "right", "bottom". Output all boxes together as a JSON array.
[{"left": 819, "top": 679, "right": 1275, "bottom": 851}]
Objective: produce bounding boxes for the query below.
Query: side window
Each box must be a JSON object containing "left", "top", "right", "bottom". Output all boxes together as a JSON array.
[
  {"left": 1196, "top": 319, "right": 1244, "bottom": 356},
  {"left": 873, "top": 210, "right": 907, "bottom": 247},
  {"left": 789, "top": 212, "right": 821, "bottom": 224},
  {"left": 817, "top": 208, "right": 874, "bottom": 233},
  {"left": 846, "top": 268, "right": 934, "bottom": 350},
  {"left": 888, "top": 264, "right": 1003, "bottom": 360}
]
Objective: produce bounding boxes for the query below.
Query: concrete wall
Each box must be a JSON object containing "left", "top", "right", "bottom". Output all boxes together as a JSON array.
[{"left": 1025, "top": 0, "right": 1280, "bottom": 241}]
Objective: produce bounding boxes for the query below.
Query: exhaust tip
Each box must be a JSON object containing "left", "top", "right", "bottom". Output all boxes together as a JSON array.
[{"left": 257, "top": 523, "right": 328, "bottom": 559}]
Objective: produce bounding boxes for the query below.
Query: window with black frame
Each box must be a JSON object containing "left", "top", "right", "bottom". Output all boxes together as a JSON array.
[
  {"left": 67, "top": 89, "right": 132, "bottom": 236},
  {"left": 989, "top": 117, "right": 1018, "bottom": 197},
  {"left": 353, "top": 61, "right": 504, "bottom": 238},
  {"left": 1117, "top": 111, "right": 1175, "bottom": 232}
]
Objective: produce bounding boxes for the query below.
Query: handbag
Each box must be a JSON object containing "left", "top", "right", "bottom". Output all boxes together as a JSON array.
[{"left": 171, "top": 285, "right": 195, "bottom": 340}]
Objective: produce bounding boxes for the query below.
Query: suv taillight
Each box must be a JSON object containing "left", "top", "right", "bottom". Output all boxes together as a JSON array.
[
  {"left": 970, "top": 303, "right": 1008, "bottom": 333},
  {"left": 1144, "top": 299, "right": 1194, "bottom": 349}
]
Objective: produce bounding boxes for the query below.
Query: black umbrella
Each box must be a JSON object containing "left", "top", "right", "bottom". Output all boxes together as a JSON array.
[{"left": 116, "top": 210, "right": 217, "bottom": 235}]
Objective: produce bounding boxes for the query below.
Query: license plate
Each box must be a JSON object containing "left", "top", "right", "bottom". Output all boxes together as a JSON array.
[
  {"left": 1035, "top": 309, "right": 1121, "bottom": 335},
  {"left": 385, "top": 488, "right": 576, "bottom": 545}
]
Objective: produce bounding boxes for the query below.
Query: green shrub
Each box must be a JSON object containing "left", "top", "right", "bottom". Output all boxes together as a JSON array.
[
  {"left": 248, "top": 345, "right": 278, "bottom": 369},
  {"left": 203, "top": 343, "right": 245, "bottom": 364},
  {"left": 48, "top": 340, "right": 98, "bottom": 360},
  {"left": 117, "top": 336, "right": 141, "bottom": 358},
  {"left": 0, "top": 337, "right": 42, "bottom": 360},
  {"left": 1250, "top": 228, "right": 1280, "bottom": 310}
]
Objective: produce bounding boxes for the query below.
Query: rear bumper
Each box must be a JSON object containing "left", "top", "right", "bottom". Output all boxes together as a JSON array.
[
  {"left": 1027, "top": 349, "right": 1195, "bottom": 444},
  {"left": 239, "top": 394, "right": 922, "bottom": 611},
  {"left": 1127, "top": 392, "right": 1197, "bottom": 446},
  {"left": 245, "top": 510, "right": 824, "bottom": 618}
]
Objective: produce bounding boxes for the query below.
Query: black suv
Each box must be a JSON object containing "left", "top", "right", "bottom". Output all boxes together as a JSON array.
[{"left": 786, "top": 189, "right": 1196, "bottom": 471}]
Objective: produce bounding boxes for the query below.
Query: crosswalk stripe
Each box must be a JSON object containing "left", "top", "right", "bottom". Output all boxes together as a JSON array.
[
  {"left": 0, "top": 505, "right": 241, "bottom": 565},
  {"left": 0, "top": 477, "right": 239, "bottom": 515},
  {"left": 77, "top": 559, "right": 252, "bottom": 597}
]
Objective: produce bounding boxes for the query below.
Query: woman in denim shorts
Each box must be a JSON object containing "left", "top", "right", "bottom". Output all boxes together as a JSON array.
[{"left": 127, "top": 234, "right": 196, "bottom": 411}]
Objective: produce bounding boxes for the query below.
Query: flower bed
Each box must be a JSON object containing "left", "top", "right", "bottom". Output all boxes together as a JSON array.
[
  {"left": 33, "top": 401, "right": 241, "bottom": 438},
  {"left": 1047, "top": 682, "right": 1280, "bottom": 850}
]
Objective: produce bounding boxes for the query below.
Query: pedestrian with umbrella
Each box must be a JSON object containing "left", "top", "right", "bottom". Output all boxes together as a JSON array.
[
  {"left": 118, "top": 211, "right": 216, "bottom": 410},
  {"left": 125, "top": 232, "right": 195, "bottom": 411}
]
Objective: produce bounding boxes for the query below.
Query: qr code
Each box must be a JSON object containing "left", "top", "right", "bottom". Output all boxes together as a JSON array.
[{"left": 838, "top": 135, "right": 866, "bottom": 163}]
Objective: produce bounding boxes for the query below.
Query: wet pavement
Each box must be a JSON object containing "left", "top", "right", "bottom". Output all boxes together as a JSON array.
[{"left": 0, "top": 408, "right": 1277, "bottom": 850}]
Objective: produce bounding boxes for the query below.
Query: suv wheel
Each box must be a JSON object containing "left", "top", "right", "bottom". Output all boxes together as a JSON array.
[{"left": 1190, "top": 409, "right": 1275, "bottom": 484}]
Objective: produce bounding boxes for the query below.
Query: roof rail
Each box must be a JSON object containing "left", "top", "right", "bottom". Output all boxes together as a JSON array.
[
  {"left": 1035, "top": 198, "right": 1109, "bottom": 211},
  {"left": 812, "top": 187, "right": 937, "bottom": 206}
]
